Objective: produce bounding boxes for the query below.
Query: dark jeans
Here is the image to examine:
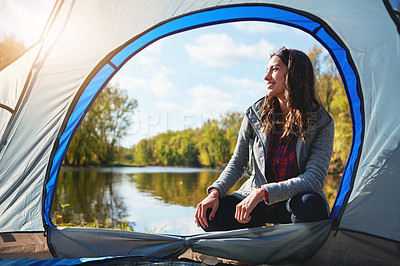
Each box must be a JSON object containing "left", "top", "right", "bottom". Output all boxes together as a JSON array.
[{"left": 203, "top": 192, "right": 328, "bottom": 232}]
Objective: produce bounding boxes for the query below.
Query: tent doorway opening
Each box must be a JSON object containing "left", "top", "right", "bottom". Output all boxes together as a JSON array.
[{"left": 52, "top": 18, "right": 352, "bottom": 234}]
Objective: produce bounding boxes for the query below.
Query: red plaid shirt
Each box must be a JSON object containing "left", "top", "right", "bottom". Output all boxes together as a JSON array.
[{"left": 266, "top": 124, "right": 300, "bottom": 183}]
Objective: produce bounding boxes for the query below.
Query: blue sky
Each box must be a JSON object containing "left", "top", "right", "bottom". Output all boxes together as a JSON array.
[
  {"left": 111, "top": 22, "right": 324, "bottom": 146},
  {"left": 1, "top": 1, "right": 327, "bottom": 147}
]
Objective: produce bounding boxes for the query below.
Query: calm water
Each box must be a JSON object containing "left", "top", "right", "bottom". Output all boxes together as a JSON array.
[
  {"left": 52, "top": 166, "right": 246, "bottom": 235},
  {"left": 52, "top": 166, "right": 339, "bottom": 235}
]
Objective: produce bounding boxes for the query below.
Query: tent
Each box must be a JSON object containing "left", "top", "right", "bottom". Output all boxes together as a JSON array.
[{"left": 1, "top": 0, "right": 399, "bottom": 264}]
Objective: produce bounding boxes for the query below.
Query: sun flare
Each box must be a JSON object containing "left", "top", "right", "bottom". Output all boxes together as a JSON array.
[{"left": 0, "top": 0, "right": 54, "bottom": 46}]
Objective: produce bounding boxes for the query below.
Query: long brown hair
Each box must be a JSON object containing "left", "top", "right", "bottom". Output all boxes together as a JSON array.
[{"left": 260, "top": 48, "right": 320, "bottom": 141}]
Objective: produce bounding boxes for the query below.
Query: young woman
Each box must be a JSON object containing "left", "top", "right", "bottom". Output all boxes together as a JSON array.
[{"left": 195, "top": 48, "right": 334, "bottom": 231}]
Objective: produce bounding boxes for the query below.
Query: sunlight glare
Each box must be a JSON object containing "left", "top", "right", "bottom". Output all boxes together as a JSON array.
[{"left": 0, "top": 0, "right": 54, "bottom": 46}]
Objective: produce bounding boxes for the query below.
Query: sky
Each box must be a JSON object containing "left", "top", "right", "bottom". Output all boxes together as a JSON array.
[{"left": 0, "top": 0, "right": 328, "bottom": 147}]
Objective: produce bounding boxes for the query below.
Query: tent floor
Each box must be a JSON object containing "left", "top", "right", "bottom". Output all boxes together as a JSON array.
[
  {"left": 179, "top": 248, "right": 248, "bottom": 265},
  {"left": 0, "top": 232, "right": 52, "bottom": 259}
]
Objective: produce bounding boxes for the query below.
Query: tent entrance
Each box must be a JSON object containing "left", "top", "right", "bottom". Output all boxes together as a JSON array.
[
  {"left": 44, "top": 4, "right": 363, "bottom": 229},
  {"left": 42, "top": 4, "right": 363, "bottom": 264}
]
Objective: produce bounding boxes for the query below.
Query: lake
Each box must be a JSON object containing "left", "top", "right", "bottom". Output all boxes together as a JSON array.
[
  {"left": 52, "top": 166, "right": 339, "bottom": 235},
  {"left": 52, "top": 166, "right": 247, "bottom": 235}
]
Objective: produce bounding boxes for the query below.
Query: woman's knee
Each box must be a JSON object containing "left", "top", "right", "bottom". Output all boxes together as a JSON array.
[{"left": 286, "top": 193, "right": 329, "bottom": 223}]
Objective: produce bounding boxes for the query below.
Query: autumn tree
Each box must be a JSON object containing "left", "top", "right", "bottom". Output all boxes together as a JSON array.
[
  {"left": 0, "top": 35, "right": 26, "bottom": 69},
  {"left": 309, "top": 45, "right": 352, "bottom": 172}
]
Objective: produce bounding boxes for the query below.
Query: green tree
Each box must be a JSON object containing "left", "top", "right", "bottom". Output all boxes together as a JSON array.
[
  {"left": 66, "top": 83, "right": 138, "bottom": 165},
  {"left": 309, "top": 46, "right": 335, "bottom": 113},
  {"left": 0, "top": 35, "right": 26, "bottom": 69},
  {"left": 91, "top": 85, "right": 137, "bottom": 164},
  {"left": 309, "top": 45, "right": 352, "bottom": 172},
  {"left": 167, "top": 129, "right": 200, "bottom": 166},
  {"left": 133, "top": 139, "right": 155, "bottom": 165},
  {"left": 64, "top": 120, "right": 94, "bottom": 166},
  {"left": 198, "top": 119, "right": 226, "bottom": 168},
  {"left": 219, "top": 112, "right": 243, "bottom": 155},
  {"left": 131, "top": 112, "right": 242, "bottom": 168},
  {"left": 197, "top": 113, "right": 242, "bottom": 167},
  {"left": 141, "top": 129, "right": 200, "bottom": 167}
]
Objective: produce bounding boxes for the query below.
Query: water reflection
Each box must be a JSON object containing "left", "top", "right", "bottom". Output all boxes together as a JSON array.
[
  {"left": 52, "top": 166, "right": 246, "bottom": 234},
  {"left": 133, "top": 172, "right": 213, "bottom": 207},
  {"left": 52, "top": 166, "right": 339, "bottom": 234},
  {"left": 52, "top": 167, "right": 128, "bottom": 228}
]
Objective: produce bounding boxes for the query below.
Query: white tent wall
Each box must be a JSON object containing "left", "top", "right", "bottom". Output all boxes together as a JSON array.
[
  {"left": 0, "top": 44, "right": 41, "bottom": 139},
  {"left": 338, "top": 9, "right": 400, "bottom": 241},
  {"left": 327, "top": 1, "right": 400, "bottom": 243},
  {"left": 0, "top": 0, "right": 399, "bottom": 263},
  {"left": 0, "top": 0, "right": 219, "bottom": 232}
]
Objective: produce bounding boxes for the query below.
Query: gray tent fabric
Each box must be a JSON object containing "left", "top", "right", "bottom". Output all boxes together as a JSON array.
[
  {"left": 49, "top": 220, "right": 332, "bottom": 264},
  {"left": 48, "top": 227, "right": 187, "bottom": 260},
  {"left": 0, "top": 44, "right": 41, "bottom": 139},
  {"left": 340, "top": 139, "right": 400, "bottom": 242},
  {"left": 1, "top": 0, "right": 400, "bottom": 264},
  {"left": 308, "top": 230, "right": 400, "bottom": 266}
]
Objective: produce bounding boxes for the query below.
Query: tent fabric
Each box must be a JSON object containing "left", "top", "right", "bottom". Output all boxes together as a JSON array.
[
  {"left": 48, "top": 220, "right": 332, "bottom": 264},
  {"left": 0, "top": 257, "right": 170, "bottom": 266},
  {"left": 0, "top": 43, "right": 41, "bottom": 141},
  {"left": 307, "top": 230, "right": 400, "bottom": 265},
  {"left": 43, "top": 3, "right": 363, "bottom": 228},
  {"left": 0, "top": 0, "right": 399, "bottom": 264}
]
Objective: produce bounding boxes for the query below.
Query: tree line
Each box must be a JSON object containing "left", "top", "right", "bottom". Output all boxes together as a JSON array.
[
  {"left": 64, "top": 84, "right": 137, "bottom": 166},
  {"left": 133, "top": 112, "right": 243, "bottom": 168},
  {"left": 1, "top": 36, "right": 351, "bottom": 172}
]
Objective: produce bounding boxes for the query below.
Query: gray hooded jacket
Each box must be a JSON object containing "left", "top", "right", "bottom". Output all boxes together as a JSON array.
[{"left": 209, "top": 98, "right": 334, "bottom": 208}]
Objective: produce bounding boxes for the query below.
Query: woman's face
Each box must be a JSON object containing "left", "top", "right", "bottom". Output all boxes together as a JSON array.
[{"left": 264, "top": 55, "right": 288, "bottom": 101}]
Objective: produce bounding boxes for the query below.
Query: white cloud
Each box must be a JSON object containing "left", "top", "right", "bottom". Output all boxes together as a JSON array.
[
  {"left": 134, "top": 41, "right": 164, "bottom": 70},
  {"left": 155, "top": 100, "right": 178, "bottom": 111},
  {"left": 113, "top": 68, "right": 176, "bottom": 98},
  {"left": 112, "top": 74, "right": 147, "bottom": 90},
  {"left": 148, "top": 72, "right": 176, "bottom": 97},
  {"left": 185, "top": 33, "right": 274, "bottom": 68},
  {"left": 185, "top": 84, "right": 238, "bottom": 117},
  {"left": 222, "top": 76, "right": 265, "bottom": 96},
  {"left": 114, "top": 40, "right": 176, "bottom": 97}
]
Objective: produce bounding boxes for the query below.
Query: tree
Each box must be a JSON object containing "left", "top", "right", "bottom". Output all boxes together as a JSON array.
[
  {"left": 133, "top": 139, "right": 155, "bottom": 165},
  {"left": 198, "top": 119, "right": 227, "bottom": 168},
  {"left": 309, "top": 46, "right": 336, "bottom": 113},
  {"left": 219, "top": 112, "right": 243, "bottom": 155},
  {"left": 0, "top": 35, "right": 26, "bottom": 69},
  {"left": 66, "top": 83, "right": 138, "bottom": 165},
  {"left": 309, "top": 45, "right": 352, "bottom": 172},
  {"left": 91, "top": 85, "right": 138, "bottom": 164},
  {"left": 131, "top": 112, "right": 243, "bottom": 168}
]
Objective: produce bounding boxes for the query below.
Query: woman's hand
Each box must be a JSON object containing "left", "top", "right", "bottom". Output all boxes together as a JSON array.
[
  {"left": 235, "top": 188, "right": 265, "bottom": 224},
  {"left": 195, "top": 189, "right": 220, "bottom": 229}
]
